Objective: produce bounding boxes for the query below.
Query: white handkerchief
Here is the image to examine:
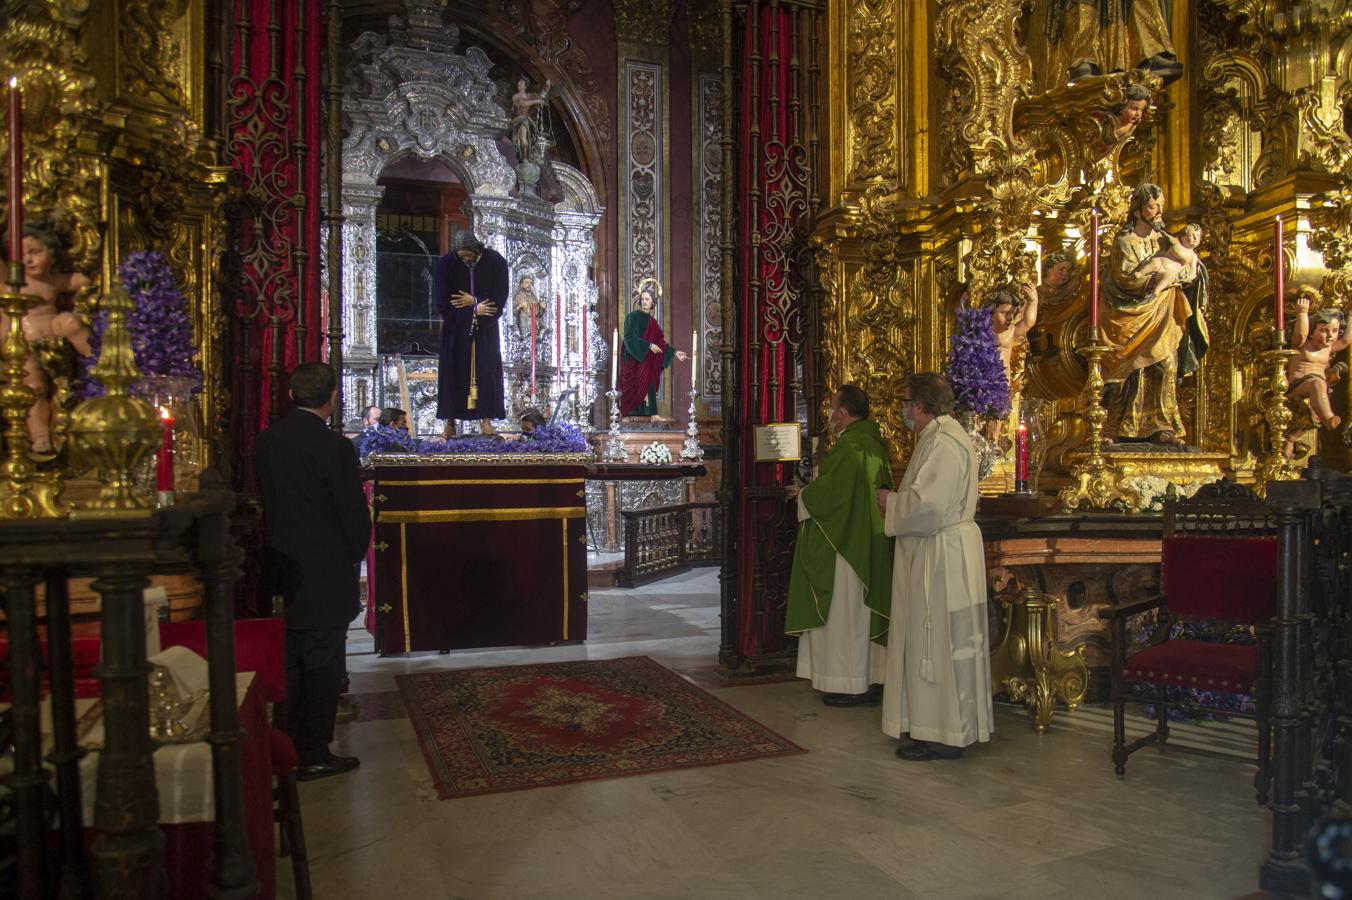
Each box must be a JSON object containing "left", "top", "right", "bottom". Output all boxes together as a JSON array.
[{"left": 147, "top": 644, "right": 210, "bottom": 702}]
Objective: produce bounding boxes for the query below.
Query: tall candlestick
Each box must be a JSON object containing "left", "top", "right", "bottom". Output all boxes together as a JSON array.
[
  {"left": 690, "top": 329, "right": 698, "bottom": 395},
  {"left": 155, "top": 406, "right": 175, "bottom": 495},
  {"left": 1014, "top": 422, "right": 1029, "bottom": 493},
  {"left": 7, "top": 77, "right": 22, "bottom": 267},
  {"left": 530, "top": 301, "right": 537, "bottom": 398},
  {"left": 1089, "top": 208, "right": 1100, "bottom": 334},
  {"left": 1275, "top": 215, "right": 1285, "bottom": 336},
  {"left": 611, "top": 327, "right": 619, "bottom": 387}
]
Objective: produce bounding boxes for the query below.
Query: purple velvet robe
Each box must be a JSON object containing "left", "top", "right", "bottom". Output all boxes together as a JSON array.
[{"left": 434, "top": 247, "right": 509, "bottom": 421}]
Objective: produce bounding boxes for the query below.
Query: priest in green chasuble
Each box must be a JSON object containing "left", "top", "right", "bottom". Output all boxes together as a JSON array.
[
  {"left": 786, "top": 385, "right": 894, "bottom": 707},
  {"left": 877, "top": 373, "right": 992, "bottom": 761}
]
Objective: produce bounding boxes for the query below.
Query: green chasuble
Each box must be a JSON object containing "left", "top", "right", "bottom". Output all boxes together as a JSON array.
[{"left": 785, "top": 419, "right": 894, "bottom": 643}]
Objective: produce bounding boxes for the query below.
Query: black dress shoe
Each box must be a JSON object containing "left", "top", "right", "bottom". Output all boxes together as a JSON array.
[
  {"left": 297, "top": 754, "right": 360, "bottom": 782},
  {"left": 821, "top": 684, "right": 883, "bottom": 708},
  {"left": 895, "top": 740, "right": 962, "bottom": 761}
]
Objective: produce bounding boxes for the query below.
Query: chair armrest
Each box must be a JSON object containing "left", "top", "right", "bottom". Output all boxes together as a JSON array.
[{"left": 1098, "top": 594, "right": 1165, "bottom": 621}]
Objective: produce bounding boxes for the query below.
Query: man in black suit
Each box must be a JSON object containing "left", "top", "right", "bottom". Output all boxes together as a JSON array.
[{"left": 255, "top": 362, "right": 369, "bottom": 780}]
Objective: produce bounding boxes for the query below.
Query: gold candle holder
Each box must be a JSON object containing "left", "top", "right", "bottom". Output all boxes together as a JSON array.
[
  {"left": 990, "top": 587, "right": 1088, "bottom": 733},
  {"left": 1256, "top": 338, "right": 1299, "bottom": 490},
  {"left": 0, "top": 260, "right": 66, "bottom": 518},
  {"left": 68, "top": 286, "right": 159, "bottom": 516},
  {"left": 1059, "top": 333, "right": 1122, "bottom": 509}
]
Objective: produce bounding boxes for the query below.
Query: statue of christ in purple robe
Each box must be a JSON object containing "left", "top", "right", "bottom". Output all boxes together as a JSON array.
[{"left": 434, "top": 231, "right": 509, "bottom": 433}]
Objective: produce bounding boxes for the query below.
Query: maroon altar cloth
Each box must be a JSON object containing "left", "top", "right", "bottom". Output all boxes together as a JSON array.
[{"left": 370, "top": 456, "right": 591, "bottom": 653}]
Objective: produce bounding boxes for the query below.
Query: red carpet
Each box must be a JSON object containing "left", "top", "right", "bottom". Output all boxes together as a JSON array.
[{"left": 397, "top": 656, "right": 806, "bottom": 799}]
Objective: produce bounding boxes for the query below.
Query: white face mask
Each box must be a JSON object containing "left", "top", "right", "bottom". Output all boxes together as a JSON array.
[
  {"left": 829, "top": 407, "right": 844, "bottom": 435},
  {"left": 903, "top": 408, "right": 916, "bottom": 432}
]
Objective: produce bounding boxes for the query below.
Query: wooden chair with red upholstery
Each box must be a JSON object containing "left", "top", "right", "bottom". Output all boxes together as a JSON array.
[
  {"left": 160, "top": 618, "right": 312, "bottom": 900},
  {"left": 1098, "top": 482, "right": 1278, "bottom": 803}
]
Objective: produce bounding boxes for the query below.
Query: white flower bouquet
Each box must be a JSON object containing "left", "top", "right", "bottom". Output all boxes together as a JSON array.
[{"left": 639, "top": 441, "right": 673, "bottom": 465}]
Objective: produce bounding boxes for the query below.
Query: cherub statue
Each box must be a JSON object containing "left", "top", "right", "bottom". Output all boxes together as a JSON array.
[
  {"left": 1099, "top": 84, "right": 1152, "bottom": 147},
  {"left": 3, "top": 223, "right": 94, "bottom": 458},
  {"left": 1037, "top": 249, "right": 1078, "bottom": 307},
  {"left": 1132, "top": 222, "right": 1202, "bottom": 294},
  {"left": 983, "top": 282, "right": 1040, "bottom": 447},
  {"left": 1286, "top": 289, "right": 1350, "bottom": 448},
  {"left": 989, "top": 282, "right": 1040, "bottom": 390}
]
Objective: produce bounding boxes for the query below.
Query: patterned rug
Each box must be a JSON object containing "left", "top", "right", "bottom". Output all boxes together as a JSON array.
[{"left": 397, "top": 656, "right": 806, "bottom": 799}]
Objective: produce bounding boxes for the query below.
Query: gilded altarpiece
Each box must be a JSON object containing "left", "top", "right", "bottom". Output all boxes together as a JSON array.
[
  {"left": 1, "top": 0, "right": 230, "bottom": 502},
  {"left": 813, "top": 0, "right": 1352, "bottom": 501}
]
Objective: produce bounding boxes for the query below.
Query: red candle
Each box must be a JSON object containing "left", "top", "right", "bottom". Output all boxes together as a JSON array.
[
  {"left": 553, "top": 292, "right": 561, "bottom": 368},
  {"left": 7, "top": 77, "right": 22, "bottom": 268},
  {"left": 1015, "top": 422, "right": 1029, "bottom": 491},
  {"left": 155, "top": 407, "right": 174, "bottom": 492},
  {"left": 1275, "top": 215, "right": 1285, "bottom": 335},
  {"left": 530, "top": 301, "right": 537, "bottom": 398},
  {"left": 1089, "top": 208, "right": 1100, "bottom": 334}
]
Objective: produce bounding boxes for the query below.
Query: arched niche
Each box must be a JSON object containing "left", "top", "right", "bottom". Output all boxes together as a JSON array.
[{"left": 338, "top": 11, "right": 603, "bottom": 432}]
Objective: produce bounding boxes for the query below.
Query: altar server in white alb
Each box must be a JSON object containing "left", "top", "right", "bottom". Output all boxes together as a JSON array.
[{"left": 876, "top": 372, "right": 992, "bottom": 761}]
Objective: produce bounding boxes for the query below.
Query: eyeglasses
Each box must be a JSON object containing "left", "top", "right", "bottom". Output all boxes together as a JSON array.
[{"left": 901, "top": 397, "right": 915, "bottom": 404}]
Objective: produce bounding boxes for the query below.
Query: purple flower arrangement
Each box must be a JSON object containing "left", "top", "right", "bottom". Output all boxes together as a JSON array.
[
  {"left": 945, "top": 305, "right": 1010, "bottom": 419},
  {"left": 354, "top": 422, "right": 590, "bottom": 460},
  {"left": 81, "top": 250, "right": 202, "bottom": 397}
]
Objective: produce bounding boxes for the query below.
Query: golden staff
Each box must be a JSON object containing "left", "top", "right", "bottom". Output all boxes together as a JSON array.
[{"left": 467, "top": 306, "right": 479, "bottom": 408}]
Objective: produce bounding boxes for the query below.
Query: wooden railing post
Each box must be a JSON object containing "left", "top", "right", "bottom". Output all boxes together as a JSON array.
[
  {"left": 43, "top": 573, "right": 92, "bottom": 898},
  {"left": 1262, "top": 500, "right": 1308, "bottom": 894},
  {"left": 2, "top": 567, "right": 48, "bottom": 898},
  {"left": 90, "top": 566, "right": 161, "bottom": 899},
  {"left": 198, "top": 505, "right": 257, "bottom": 900}
]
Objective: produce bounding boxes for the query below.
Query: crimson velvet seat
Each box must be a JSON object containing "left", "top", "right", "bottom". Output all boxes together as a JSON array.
[
  {"left": 1099, "top": 533, "right": 1277, "bottom": 802},
  {"left": 160, "top": 619, "right": 312, "bottom": 900}
]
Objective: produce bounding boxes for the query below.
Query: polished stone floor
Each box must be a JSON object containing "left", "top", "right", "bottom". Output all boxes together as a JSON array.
[{"left": 278, "top": 569, "right": 1270, "bottom": 900}]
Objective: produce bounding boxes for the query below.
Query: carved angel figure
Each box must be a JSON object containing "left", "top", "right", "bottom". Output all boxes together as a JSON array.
[{"left": 1286, "top": 290, "right": 1351, "bottom": 448}]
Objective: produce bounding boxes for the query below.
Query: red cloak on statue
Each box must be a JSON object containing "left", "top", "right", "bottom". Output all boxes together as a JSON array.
[{"left": 619, "top": 311, "right": 674, "bottom": 416}]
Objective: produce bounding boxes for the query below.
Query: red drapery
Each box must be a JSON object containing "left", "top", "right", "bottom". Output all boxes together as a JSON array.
[
  {"left": 225, "top": 0, "right": 325, "bottom": 491},
  {"left": 734, "top": 4, "right": 807, "bottom": 661}
]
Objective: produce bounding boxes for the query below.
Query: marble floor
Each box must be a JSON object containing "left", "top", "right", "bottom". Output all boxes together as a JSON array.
[{"left": 280, "top": 568, "right": 1271, "bottom": 900}]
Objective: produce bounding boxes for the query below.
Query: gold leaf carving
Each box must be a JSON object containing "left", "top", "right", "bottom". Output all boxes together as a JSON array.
[{"left": 846, "top": 0, "right": 897, "bottom": 187}]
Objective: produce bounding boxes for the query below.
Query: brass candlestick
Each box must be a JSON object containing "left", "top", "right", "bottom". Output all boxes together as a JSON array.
[
  {"left": 68, "top": 286, "right": 159, "bottom": 516},
  {"left": 990, "top": 587, "right": 1088, "bottom": 733},
  {"left": 0, "top": 261, "right": 66, "bottom": 518},
  {"left": 1256, "top": 337, "right": 1298, "bottom": 490},
  {"left": 1060, "top": 332, "right": 1122, "bottom": 509}
]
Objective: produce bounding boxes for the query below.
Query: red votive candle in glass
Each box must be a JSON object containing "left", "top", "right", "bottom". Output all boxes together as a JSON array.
[
  {"left": 1088, "top": 208, "right": 1100, "bottom": 335},
  {"left": 1014, "top": 422, "right": 1029, "bottom": 493},
  {"left": 1275, "top": 215, "right": 1285, "bottom": 337},
  {"left": 155, "top": 406, "right": 175, "bottom": 496},
  {"left": 7, "top": 77, "right": 22, "bottom": 269}
]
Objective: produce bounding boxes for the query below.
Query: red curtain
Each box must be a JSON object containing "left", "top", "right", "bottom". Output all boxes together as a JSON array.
[
  {"left": 224, "top": 0, "right": 324, "bottom": 491},
  {"left": 734, "top": 4, "right": 806, "bottom": 661}
]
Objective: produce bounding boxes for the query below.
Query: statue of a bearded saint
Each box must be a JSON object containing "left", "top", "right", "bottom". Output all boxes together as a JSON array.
[{"left": 1099, "top": 183, "right": 1209, "bottom": 445}]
